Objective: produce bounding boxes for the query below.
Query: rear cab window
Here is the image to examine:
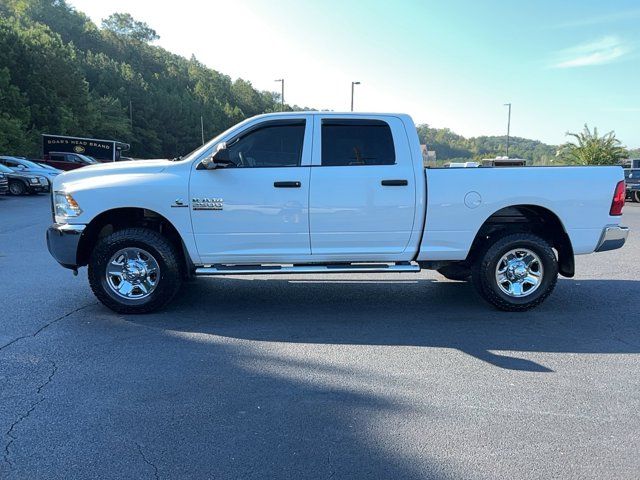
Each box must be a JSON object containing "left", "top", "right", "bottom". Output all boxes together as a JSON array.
[{"left": 321, "top": 119, "right": 396, "bottom": 166}]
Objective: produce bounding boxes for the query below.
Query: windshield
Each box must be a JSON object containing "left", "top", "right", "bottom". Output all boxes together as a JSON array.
[
  {"left": 77, "top": 154, "right": 99, "bottom": 164},
  {"left": 4, "top": 157, "right": 42, "bottom": 169},
  {"left": 179, "top": 118, "right": 257, "bottom": 163},
  {"left": 36, "top": 162, "right": 58, "bottom": 170}
]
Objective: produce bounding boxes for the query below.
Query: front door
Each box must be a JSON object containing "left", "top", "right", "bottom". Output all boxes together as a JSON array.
[
  {"left": 309, "top": 116, "right": 417, "bottom": 258},
  {"left": 190, "top": 116, "right": 313, "bottom": 264}
]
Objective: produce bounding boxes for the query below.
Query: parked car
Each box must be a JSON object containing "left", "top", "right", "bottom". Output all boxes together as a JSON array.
[
  {"left": 0, "top": 167, "right": 8, "bottom": 195},
  {"left": 46, "top": 112, "right": 628, "bottom": 314},
  {"left": 0, "top": 163, "right": 49, "bottom": 195},
  {"left": 36, "top": 161, "right": 64, "bottom": 172},
  {"left": 0, "top": 156, "right": 63, "bottom": 186},
  {"left": 40, "top": 151, "right": 98, "bottom": 171},
  {"left": 624, "top": 168, "right": 640, "bottom": 202}
]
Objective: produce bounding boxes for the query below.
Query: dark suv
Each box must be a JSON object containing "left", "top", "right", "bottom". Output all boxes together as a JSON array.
[{"left": 625, "top": 168, "right": 640, "bottom": 202}]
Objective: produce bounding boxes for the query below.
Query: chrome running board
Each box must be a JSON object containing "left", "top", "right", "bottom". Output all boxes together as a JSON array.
[{"left": 195, "top": 262, "right": 420, "bottom": 276}]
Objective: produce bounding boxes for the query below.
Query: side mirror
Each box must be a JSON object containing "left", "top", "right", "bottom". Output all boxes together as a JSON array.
[
  {"left": 16, "top": 164, "right": 26, "bottom": 170},
  {"left": 201, "top": 142, "right": 235, "bottom": 170}
]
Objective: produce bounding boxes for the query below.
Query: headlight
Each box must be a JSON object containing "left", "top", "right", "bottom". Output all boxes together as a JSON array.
[
  {"left": 29, "top": 177, "right": 39, "bottom": 184},
  {"left": 54, "top": 192, "right": 83, "bottom": 218}
]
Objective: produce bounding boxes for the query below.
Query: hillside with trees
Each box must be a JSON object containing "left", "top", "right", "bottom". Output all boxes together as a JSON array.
[
  {"left": 0, "top": 0, "right": 630, "bottom": 165},
  {"left": 0, "top": 0, "right": 298, "bottom": 158},
  {"left": 416, "top": 124, "right": 558, "bottom": 165}
]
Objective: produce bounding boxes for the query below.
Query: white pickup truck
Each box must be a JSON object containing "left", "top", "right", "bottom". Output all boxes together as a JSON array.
[{"left": 46, "top": 112, "right": 629, "bottom": 313}]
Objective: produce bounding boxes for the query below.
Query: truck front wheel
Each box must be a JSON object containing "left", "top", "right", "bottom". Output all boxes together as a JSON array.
[
  {"left": 471, "top": 233, "right": 558, "bottom": 312},
  {"left": 88, "top": 228, "right": 183, "bottom": 314}
]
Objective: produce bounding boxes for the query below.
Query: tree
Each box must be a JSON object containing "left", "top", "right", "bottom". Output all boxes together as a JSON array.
[
  {"left": 101, "top": 13, "right": 159, "bottom": 42},
  {"left": 559, "top": 125, "right": 628, "bottom": 166}
]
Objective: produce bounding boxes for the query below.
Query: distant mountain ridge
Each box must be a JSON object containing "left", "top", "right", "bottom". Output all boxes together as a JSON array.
[{"left": 416, "top": 125, "right": 558, "bottom": 165}]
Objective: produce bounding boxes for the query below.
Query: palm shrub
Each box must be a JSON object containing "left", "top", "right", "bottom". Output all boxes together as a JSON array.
[{"left": 559, "top": 125, "right": 627, "bottom": 165}]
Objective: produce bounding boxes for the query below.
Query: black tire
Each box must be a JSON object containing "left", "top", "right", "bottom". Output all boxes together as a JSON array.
[
  {"left": 471, "top": 233, "right": 558, "bottom": 312},
  {"left": 88, "top": 228, "right": 183, "bottom": 314},
  {"left": 8, "top": 181, "right": 26, "bottom": 196},
  {"left": 632, "top": 191, "right": 640, "bottom": 203},
  {"left": 437, "top": 263, "right": 471, "bottom": 281}
]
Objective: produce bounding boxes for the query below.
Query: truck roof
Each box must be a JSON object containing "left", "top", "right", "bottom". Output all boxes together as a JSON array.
[{"left": 252, "top": 111, "right": 413, "bottom": 119}]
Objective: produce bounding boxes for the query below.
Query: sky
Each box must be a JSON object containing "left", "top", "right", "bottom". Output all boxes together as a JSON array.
[{"left": 69, "top": 0, "right": 640, "bottom": 147}]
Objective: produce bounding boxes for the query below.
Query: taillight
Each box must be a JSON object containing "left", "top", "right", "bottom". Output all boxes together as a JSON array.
[{"left": 610, "top": 180, "right": 625, "bottom": 216}]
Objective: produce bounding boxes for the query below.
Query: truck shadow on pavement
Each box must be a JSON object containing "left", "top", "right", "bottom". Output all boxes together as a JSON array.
[{"left": 133, "top": 277, "right": 640, "bottom": 373}]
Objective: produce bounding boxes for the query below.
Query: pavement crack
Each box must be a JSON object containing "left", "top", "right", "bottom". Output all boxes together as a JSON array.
[
  {"left": 3, "top": 359, "right": 58, "bottom": 468},
  {"left": 136, "top": 442, "right": 160, "bottom": 480},
  {"left": 0, "top": 302, "right": 97, "bottom": 353}
]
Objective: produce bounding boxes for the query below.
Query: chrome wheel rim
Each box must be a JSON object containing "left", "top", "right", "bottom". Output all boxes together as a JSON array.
[
  {"left": 495, "top": 248, "right": 543, "bottom": 298},
  {"left": 105, "top": 248, "right": 160, "bottom": 300}
]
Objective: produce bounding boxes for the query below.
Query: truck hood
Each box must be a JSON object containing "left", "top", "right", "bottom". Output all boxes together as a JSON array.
[{"left": 54, "top": 159, "right": 171, "bottom": 192}]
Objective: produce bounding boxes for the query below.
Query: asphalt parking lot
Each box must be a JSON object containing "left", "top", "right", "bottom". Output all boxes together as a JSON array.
[{"left": 0, "top": 194, "right": 638, "bottom": 480}]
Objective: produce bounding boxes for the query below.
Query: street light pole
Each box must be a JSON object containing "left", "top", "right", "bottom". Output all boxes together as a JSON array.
[
  {"left": 504, "top": 103, "right": 511, "bottom": 158},
  {"left": 274, "top": 79, "right": 284, "bottom": 111},
  {"left": 200, "top": 115, "right": 205, "bottom": 145},
  {"left": 351, "top": 81, "right": 361, "bottom": 111}
]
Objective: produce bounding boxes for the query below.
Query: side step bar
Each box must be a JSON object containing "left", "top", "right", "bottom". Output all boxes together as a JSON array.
[{"left": 195, "top": 262, "right": 421, "bottom": 276}]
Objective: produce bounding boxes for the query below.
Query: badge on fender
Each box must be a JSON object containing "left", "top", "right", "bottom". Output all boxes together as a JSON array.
[{"left": 192, "top": 197, "right": 223, "bottom": 210}]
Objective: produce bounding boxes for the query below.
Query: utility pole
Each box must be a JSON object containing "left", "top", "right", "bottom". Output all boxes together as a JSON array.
[
  {"left": 274, "top": 79, "right": 284, "bottom": 111},
  {"left": 200, "top": 115, "right": 205, "bottom": 145},
  {"left": 129, "top": 100, "right": 133, "bottom": 129},
  {"left": 504, "top": 103, "right": 511, "bottom": 158},
  {"left": 351, "top": 81, "right": 361, "bottom": 111}
]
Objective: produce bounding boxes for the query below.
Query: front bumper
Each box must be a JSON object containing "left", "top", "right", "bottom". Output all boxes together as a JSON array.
[
  {"left": 27, "top": 184, "right": 50, "bottom": 193},
  {"left": 46, "top": 223, "right": 86, "bottom": 269},
  {"left": 595, "top": 225, "right": 629, "bottom": 252}
]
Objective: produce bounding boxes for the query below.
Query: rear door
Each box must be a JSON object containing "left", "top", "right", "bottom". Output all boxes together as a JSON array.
[{"left": 308, "top": 116, "right": 417, "bottom": 258}]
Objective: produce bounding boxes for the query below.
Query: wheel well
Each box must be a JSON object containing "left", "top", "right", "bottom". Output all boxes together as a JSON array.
[
  {"left": 466, "top": 205, "right": 575, "bottom": 277},
  {"left": 76, "top": 208, "right": 192, "bottom": 276}
]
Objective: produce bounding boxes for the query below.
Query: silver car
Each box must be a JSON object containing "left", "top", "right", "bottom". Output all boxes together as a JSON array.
[{"left": 0, "top": 156, "right": 63, "bottom": 186}]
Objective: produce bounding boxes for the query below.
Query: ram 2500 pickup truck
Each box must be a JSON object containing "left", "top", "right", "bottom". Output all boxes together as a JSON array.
[{"left": 46, "top": 112, "right": 629, "bottom": 314}]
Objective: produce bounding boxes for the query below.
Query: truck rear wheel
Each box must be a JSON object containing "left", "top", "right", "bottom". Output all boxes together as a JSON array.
[
  {"left": 88, "top": 228, "right": 183, "bottom": 314},
  {"left": 471, "top": 233, "right": 558, "bottom": 311}
]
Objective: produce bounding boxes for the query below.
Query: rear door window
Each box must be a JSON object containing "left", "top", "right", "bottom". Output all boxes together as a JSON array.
[{"left": 321, "top": 119, "right": 395, "bottom": 166}]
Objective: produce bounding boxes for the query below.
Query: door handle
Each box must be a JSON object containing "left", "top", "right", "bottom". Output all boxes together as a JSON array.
[
  {"left": 274, "top": 181, "right": 301, "bottom": 188},
  {"left": 381, "top": 179, "right": 408, "bottom": 186}
]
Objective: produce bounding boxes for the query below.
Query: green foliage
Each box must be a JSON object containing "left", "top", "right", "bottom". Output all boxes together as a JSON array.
[
  {"left": 625, "top": 147, "right": 639, "bottom": 159},
  {"left": 416, "top": 124, "right": 557, "bottom": 165},
  {"left": 558, "top": 124, "right": 628, "bottom": 166},
  {"left": 0, "top": 0, "right": 296, "bottom": 157},
  {"left": 101, "top": 13, "right": 159, "bottom": 43}
]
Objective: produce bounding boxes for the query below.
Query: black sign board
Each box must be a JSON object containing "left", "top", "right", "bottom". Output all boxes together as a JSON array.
[{"left": 42, "top": 135, "right": 129, "bottom": 162}]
